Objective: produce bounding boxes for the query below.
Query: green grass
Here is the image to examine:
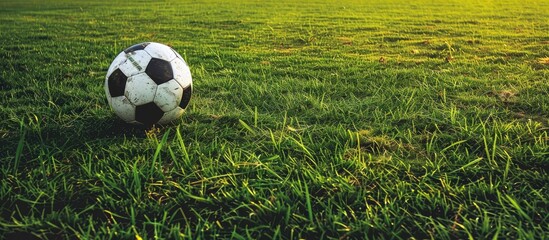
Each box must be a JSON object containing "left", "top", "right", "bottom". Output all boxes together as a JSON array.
[{"left": 1, "top": 0, "right": 548, "bottom": 239}]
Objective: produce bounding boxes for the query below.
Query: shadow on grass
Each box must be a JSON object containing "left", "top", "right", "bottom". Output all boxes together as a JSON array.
[
  {"left": 1, "top": 108, "right": 248, "bottom": 162},
  {"left": 0, "top": 113, "right": 152, "bottom": 171},
  {"left": 35, "top": 115, "right": 151, "bottom": 149}
]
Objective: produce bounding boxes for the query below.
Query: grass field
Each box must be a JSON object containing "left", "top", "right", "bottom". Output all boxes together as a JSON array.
[{"left": 1, "top": 0, "right": 548, "bottom": 239}]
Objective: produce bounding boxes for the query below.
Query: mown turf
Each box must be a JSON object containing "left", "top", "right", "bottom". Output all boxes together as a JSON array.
[{"left": 1, "top": 0, "right": 548, "bottom": 239}]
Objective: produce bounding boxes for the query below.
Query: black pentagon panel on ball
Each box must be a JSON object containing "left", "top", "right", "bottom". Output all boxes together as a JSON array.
[
  {"left": 179, "top": 85, "right": 192, "bottom": 109},
  {"left": 108, "top": 69, "right": 127, "bottom": 97},
  {"left": 146, "top": 58, "right": 173, "bottom": 85},
  {"left": 124, "top": 42, "right": 151, "bottom": 54},
  {"left": 135, "top": 102, "right": 164, "bottom": 125}
]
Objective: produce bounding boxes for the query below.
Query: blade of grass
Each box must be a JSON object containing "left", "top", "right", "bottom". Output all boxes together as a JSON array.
[
  {"left": 451, "top": 157, "right": 483, "bottom": 173},
  {"left": 239, "top": 119, "right": 256, "bottom": 135},
  {"left": 505, "top": 195, "right": 532, "bottom": 222},
  {"left": 440, "top": 139, "right": 467, "bottom": 153},
  {"left": 302, "top": 177, "right": 313, "bottom": 223},
  {"left": 152, "top": 129, "right": 171, "bottom": 165},
  {"left": 13, "top": 121, "right": 26, "bottom": 175}
]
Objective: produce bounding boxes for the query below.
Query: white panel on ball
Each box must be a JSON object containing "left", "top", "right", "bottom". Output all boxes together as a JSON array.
[
  {"left": 125, "top": 73, "right": 158, "bottom": 106},
  {"left": 110, "top": 96, "right": 136, "bottom": 122},
  {"left": 107, "top": 51, "right": 127, "bottom": 77},
  {"left": 118, "top": 50, "right": 152, "bottom": 77},
  {"left": 158, "top": 107, "right": 184, "bottom": 124},
  {"left": 145, "top": 42, "right": 177, "bottom": 61},
  {"left": 170, "top": 58, "right": 192, "bottom": 88},
  {"left": 154, "top": 79, "right": 183, "bottom": 112}
]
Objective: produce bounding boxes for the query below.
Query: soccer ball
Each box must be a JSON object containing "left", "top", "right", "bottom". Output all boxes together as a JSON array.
[{"left": 104, "top": 42, "right": 192, "bottom": 125}]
